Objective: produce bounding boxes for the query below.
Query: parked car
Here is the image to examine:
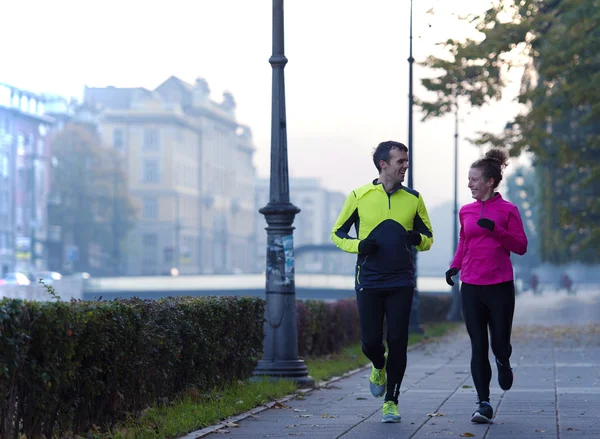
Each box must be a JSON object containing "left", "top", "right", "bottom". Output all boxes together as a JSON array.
[
  {"left": 2, "top": 272, "right": 31, "bottom": 286},
  {"left": 32, "top": 271, "right": 62, "bottom": 285}
]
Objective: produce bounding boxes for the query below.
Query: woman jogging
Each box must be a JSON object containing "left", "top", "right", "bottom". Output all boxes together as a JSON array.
[{"left": 445, "top": 148, "right": 528, "bottom": 424}]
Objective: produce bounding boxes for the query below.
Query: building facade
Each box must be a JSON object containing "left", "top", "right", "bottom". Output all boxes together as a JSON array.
[
  {"left": 85, "top": 76, "right": 257, "bottom": 275},
  {"left": 255, "top": 178, "right": 353, "bottom": 275},
  {"left": 0, "top": 83, "right": 54, "bottom": 276}
]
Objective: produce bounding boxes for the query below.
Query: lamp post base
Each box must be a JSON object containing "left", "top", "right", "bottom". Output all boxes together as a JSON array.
[{"left": 252, "top": 360, "right": 315, "bottom": 388}]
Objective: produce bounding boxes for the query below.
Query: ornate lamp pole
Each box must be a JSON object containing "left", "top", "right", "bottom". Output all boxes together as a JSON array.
[
  {"left": 407, "top": 0, "right": 424, "bottom": 334},
  {"left": 447, "top": 104, "right": 463, "bottom": 321},
  {"left": 252, "top": 0, "right": 314, "bottom": 387}
]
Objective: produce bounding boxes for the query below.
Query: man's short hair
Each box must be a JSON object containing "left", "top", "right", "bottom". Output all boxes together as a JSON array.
[{"left": 373, "top": 141, "right": 408, "bottom": 172}]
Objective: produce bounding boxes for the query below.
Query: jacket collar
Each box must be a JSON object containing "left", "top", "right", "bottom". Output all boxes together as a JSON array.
[
  {"left": 372, "top": 178, "right": 403, "bottom": 195},
  {"left": 476, "top": 192, "right": 503, "bottom": 205}
]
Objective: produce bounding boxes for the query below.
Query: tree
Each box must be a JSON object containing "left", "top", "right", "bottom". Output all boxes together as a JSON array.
[
  {"left": 417, "top": 0, "right": 599, "bottom": 262},
  {"left": 48, "top": 123, "right": 137, "bottom": 274}
]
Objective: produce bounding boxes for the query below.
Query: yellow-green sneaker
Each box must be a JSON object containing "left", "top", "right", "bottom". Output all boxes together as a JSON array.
[
  {"left": 369, "top": 365, "right": 386, "bottom": 398},
  {"left": 381, "top": 401, "right": 402, "bottom": 423}
]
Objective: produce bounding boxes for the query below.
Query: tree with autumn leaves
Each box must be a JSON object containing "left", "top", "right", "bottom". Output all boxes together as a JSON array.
[
  {"left": 48, "top": 123, "right": 137, "bottom": 274},
  {"left": 418, "top": 0, "right": 599, "bottom": 263}
]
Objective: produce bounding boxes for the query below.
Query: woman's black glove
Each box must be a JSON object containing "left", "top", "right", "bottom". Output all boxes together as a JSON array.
[
  {"left": 445, "top": 267, "right": 459, "bottom": 286},
  {"left": 477, "top": 218, "right": 495, "bottom": 232}
]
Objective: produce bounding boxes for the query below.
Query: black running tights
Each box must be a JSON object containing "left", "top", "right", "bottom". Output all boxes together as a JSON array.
[
  {"left": 461, "top": 281, "right": 515, "bottom": 402},
  {"left": 356, "top": 287, "right": 414, "bottom": 404}
]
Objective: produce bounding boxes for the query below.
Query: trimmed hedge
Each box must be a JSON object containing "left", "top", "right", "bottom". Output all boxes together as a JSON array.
[
  {"left": 296, "top": 299, "right": 361, "bottom": 357},
  {"left": 0, "top": 292, "right": 452, "bottom": 438},
  {"left": 0, "top": 296, "right": 264, "bottom": 438},
  {"left": 296, "top": 293, "right": 452, "bottom": 358}
]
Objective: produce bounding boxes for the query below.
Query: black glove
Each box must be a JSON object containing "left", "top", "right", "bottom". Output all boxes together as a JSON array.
[
  {"left": 406, "top": 230, "right": 422, "bottom": 246},
  {"left": 445, "top": 267, "right": 459, "bottom": 286},
  {"left": 358, "top": 239, "right": 379, "bottom": 254},
  {"left": 477, "top": 218, "right": 495, "bottom": 232}
]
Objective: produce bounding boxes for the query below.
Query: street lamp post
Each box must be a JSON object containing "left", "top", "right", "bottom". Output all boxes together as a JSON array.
[
  {"left": 252, "top": 0, "right": 313, "bottom": 387},
  {"left": 447, "top": 104, "right": 462, "bottom": 321},
  {"left": 112, "top": 157, "right": 120, "bottom": 275},
  {"left": 407, "top": 0, "right": 424, "bottom": 334}
]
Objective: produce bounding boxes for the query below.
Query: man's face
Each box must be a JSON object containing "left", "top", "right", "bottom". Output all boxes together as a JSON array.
[{"left": 380, "top": 148, "right": 409, "bottom": 184}]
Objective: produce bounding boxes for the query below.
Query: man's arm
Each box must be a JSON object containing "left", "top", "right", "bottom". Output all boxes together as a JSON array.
[
  {"left": 413, "top": 194, "right": 434, "bottom": 252},
  {"left": 331, "top": 191, "right": 361, "bottom": 254}
]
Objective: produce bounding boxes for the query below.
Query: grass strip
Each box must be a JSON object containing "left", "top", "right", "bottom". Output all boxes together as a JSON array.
[{"left": 97, "top": 321, "right": 460, "bottom": 438}]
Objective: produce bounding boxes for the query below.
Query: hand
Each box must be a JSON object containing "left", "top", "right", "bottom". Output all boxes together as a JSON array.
[
  {"left": 477, "top": 218, "right": 495, "bottom": 232},
  {"left": 406, "top": 230, "right": 422, "bottom": 246},
  {"left": 445, "top": 267, "right": 459, "bottom": 286},
  {"left": 358, "top": 239, "right": 379, "bottom": 255}
]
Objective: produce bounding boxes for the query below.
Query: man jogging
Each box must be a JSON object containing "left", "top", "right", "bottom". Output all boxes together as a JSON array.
[{"left": 331, "top": 140, "right": 434, "bottom": 423}]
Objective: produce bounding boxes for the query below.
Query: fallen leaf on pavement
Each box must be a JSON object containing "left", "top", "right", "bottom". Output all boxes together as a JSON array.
[
  {"left": 272, "top": 402, "right": 290, "bottom": 409},
  {"left": 215, "top": 429, "right": 230, "bottom": 434},
  {"left": 427, "top": 413, "right": 444, "bottom": 417},
  {"left": 225, "top": 422, "right": 239, "bottom": 428},
  {"left": 460, "top": 433, "right": 475, "bottom": 437},
  {"left": 321, "top": 414, "right": 337, "bottom": 418}
]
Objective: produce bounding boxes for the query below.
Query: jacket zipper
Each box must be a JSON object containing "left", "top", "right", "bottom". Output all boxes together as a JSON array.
[
  {"left": 356, "top": 255, "right": 369, "bottom": 285},
  {"left": 480, "top": 200, "right": 485, "bottom": 218}
]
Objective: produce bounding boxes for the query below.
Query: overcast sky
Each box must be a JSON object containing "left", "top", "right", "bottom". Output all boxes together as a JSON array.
[{"left": 2, "top": 0, "right": 527, "bottom": 208}]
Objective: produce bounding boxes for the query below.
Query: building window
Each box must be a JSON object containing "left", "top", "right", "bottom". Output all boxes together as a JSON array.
[
  {"left": 142, "top": 233, "right": 158, "bottom": 265},
  {"left": 113, "top": 128, "right": 124, "bottom": 151},
  {"left": 0, "top": 191, "right": 8, "bottom": 214},
  {"left": 0, "top": 154, "right": 8, "bottom": 178},
  {"left": 17, "top": 134, "right": 25, "bottom": 156},
  {"left": 143, "top": 129, "right": 160, "bottom": 151},
  {"left": 27, "top": 134, "right": 35, "bottom": 154},
  {"left": 143, "top": 160, "right": 160, "bottom": 183},
  {"left": 143, "top": 197, "right": 158, "bottom": 219}
]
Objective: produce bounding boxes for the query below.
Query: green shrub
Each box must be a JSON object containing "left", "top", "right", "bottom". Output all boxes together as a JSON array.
[
  {"left": 0, "top": 290, "right": 452, "bottom": 438},
  {"left": 0, "top": 296, "right": 264, "bottom": 438}
]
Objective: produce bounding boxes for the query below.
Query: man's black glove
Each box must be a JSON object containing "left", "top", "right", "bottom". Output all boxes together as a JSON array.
[
  {"left": 445, "top": 267, "right": 459, "bottom": 286},
  {"left": 477, "top": 218, "right": 495, "bottom": 232},
  {"left": 358, "top": 239, "right": 379, "bottom": 255},
  {"left": 406, "top": 230, "right": 422, "bottom": 246}
]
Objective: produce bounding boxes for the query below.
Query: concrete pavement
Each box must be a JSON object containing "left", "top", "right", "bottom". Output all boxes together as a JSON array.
[{"left": 191, "top": 289, "right": 600, "bottom": 439}]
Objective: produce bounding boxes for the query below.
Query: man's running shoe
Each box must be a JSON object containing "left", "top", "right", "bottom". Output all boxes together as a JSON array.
[
  {"left": 369, "top": 364, "right": 386, "bottom": 398},
  {"left": 496, "top": 358, "right": 513, "bottom": 391},
  {"left": 471, "top": 401, "right": 493, "bottom": 423},
  {"left": 381, "top": 401, "right": 402, "bottom": 423}
]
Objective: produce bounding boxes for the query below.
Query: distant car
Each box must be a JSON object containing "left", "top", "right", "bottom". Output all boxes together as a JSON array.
[
  {"left": 2, "top": 272, "right": 31, "bottom": 286},
  {"left": 32, "top": 271, "right": 62, "bottom": 285}
]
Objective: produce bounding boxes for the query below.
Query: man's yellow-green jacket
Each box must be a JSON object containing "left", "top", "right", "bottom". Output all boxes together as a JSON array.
[{"left": 331, "top": 180, "right": 434, "bottom": 289}]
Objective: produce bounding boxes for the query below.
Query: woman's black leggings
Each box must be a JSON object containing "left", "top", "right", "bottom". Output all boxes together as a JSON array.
[
  {"left": 356, "top": 287, "right": 414, "bottom": 404},
  {"left": 461, "top": 281, "right": 515, "bottom": 402}
]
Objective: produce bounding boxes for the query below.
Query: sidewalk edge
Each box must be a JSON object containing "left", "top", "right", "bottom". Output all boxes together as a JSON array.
[{"left": 181, "top": 342, "right": 425, "bottom": 439}]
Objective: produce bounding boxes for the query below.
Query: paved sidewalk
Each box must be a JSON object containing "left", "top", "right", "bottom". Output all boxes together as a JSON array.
[{"left": 195, "top": 291, "right": 600, "bottom": 439}]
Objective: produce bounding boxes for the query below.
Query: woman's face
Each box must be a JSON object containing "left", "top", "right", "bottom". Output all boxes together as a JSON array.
[{"left": 468, "top": 167, "right": 494, "bottom": 201}]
